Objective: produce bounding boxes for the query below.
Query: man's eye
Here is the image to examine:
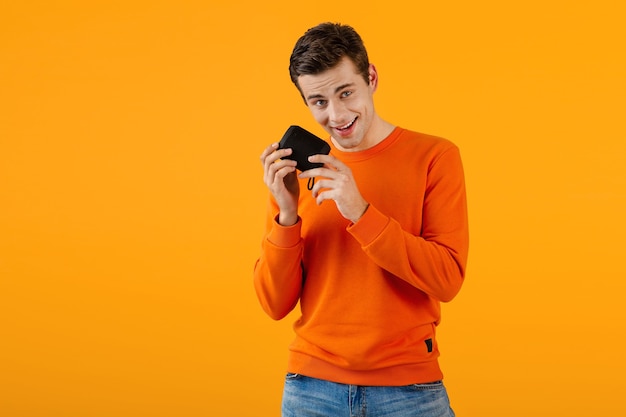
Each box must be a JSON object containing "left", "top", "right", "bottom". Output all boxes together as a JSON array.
[
  {"left": 341, "top": 91, "right": 352, "bottom": 98},
  {"left": 315, "top": 100, "right": 327, "bottom": 106}
]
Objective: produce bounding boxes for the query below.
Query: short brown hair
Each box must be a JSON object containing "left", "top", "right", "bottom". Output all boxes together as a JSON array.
[{"left": 289, "top": 23, "right": 370, "bottom": 93}]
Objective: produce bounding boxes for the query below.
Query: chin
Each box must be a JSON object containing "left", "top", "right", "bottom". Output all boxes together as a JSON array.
[{"left": 334, "top": 138, "right": 363, "bottom": 152}]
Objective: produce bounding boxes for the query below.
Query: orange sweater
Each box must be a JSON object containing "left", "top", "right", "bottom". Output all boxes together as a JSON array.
[{"left": 254, "top": 127, "right": 469, "bottom": 386}]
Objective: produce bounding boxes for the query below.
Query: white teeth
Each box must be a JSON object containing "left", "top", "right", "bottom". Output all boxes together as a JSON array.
[{"left": 338, "top": 117, "right": 356, "bottom": 130}]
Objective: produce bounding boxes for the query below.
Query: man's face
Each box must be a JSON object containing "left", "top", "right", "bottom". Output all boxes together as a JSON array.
[{"left": 297, "top": 57, "right": 378, "bottom": 152}]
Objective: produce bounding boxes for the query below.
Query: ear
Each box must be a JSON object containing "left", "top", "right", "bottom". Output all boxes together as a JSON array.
[{"left": 368, "top": 64, "right": 379, "bottom": 92}]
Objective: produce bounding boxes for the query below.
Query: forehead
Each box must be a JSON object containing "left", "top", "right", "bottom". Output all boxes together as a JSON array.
[{"left": 298, "top": 57, "right": 364, "bottom": 96}]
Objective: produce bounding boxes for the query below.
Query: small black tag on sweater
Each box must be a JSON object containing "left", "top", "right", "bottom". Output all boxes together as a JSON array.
[{"left": 425, "top": 338, "right": 433, "bottom": 353}]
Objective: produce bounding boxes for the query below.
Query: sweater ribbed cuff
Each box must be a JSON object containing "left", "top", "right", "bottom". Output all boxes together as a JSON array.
[
  {"left": 347, "top": 204, "right": 389, "bottom": 247},
  {"left": 267, "top": 215, "right": 302, "bottom": 248}
]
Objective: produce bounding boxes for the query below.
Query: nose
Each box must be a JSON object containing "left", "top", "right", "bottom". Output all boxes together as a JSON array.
[{"left": 327, "top": 99, "right": 349, "bottom": 126}]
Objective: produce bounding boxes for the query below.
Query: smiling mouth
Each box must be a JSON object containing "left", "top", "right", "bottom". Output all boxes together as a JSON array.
[{"left": 335, "top": 117, "right": 357, "bottom": 131}]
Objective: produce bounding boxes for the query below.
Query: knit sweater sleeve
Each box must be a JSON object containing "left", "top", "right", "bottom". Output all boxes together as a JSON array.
[
  {"left": 253, "top": 210, "right": 304, "bottom": 320},
  {"left": 347, "top": 145, "right": 469, "bottom": 302}
]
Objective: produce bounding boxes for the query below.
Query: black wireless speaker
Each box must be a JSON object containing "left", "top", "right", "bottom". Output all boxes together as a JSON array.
[{"left": 278, "top": 125, "right": 331, "bottom": 171}]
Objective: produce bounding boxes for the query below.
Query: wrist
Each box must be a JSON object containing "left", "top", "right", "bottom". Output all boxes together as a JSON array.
[
  {"left": 278, "top": 211, "right": 298, "bottom": 226},
  {"left": 351, "top": 202, "right": 370, "bottom": 224}
]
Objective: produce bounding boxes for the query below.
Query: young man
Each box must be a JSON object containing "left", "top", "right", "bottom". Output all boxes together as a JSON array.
[{"left": 255, "top": 22, "right": 469, "bottom": 417}]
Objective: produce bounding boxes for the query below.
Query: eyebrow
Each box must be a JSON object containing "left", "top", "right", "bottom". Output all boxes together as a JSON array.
[{"left": 306, "top": 83, "right": 355, "bottom": 101}]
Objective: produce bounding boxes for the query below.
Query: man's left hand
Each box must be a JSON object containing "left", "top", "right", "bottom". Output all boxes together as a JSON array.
[{"left": 298, "top": 154, "right": 369, "bottom": 224}]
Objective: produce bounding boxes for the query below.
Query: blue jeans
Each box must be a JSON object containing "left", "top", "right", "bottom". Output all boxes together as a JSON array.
[{"left": 282, "top": 374, "right": 455, "bottom": 417}]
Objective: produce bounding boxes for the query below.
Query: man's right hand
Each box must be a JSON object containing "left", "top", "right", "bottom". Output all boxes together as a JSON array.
[{"left": 260, "top": 143, "right": 300, "bottom": 226}]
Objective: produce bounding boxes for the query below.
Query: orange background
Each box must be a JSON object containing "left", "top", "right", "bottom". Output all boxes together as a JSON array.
[{"left": 1, "top": 1, "right": 625, "bottom": 416}]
